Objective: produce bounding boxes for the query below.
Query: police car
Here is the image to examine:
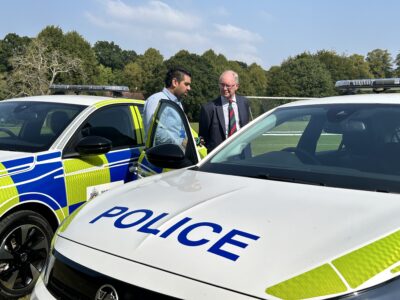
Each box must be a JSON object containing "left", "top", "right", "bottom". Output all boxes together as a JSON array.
[
  {"left": 0, "top": 85, "right": 146, "bottom": 298},
  {"left": 34, "top": 79, "right": 400, "bottom": 299}
]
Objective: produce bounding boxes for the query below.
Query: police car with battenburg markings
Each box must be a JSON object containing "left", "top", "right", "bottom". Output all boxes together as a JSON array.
[
  {"left": 34, "top": 79, "right": 400, "bottom": 299},
  {"left": 0, "top": 85, "right": 147, "bottom": 299}
]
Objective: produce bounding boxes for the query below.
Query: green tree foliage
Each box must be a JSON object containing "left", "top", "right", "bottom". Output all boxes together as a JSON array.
[
  {"left": 121, "top": 62, "right": 144, "bottom": 92},
  {"left": 93, "top": 41, "right": 136, "bottom": 70},
  {"left": 93, "top": 65, "right": 116, "bottom": 85},
  {"left": 164, "top": 50, "right": 219, "bottom": 121},
  {"left": 62, "top": 31, "right": 98, "bottom": 84},
  {"left": 366, "top": 49, "right": 393, "bottom": 78},
  {"left": 266, "top": 54, "right": 334, "bottom": 97},
  {"left": 347, "top": 54, "right": 373, "bottom": 79},
  {"left": 135, "top": 48, "right": 164, "bottom": 97},
  {"left": 316, "top": 50, "right": 373, "bottom": 84},
  {"left": 0, "top": 33, "right": 31, "bottom": 72},
  {"left": 394, "top": 53, "right": 400, "bottom": 77},
  {"left": 0, "top": 73, "right": 7, "bottom": 99}
]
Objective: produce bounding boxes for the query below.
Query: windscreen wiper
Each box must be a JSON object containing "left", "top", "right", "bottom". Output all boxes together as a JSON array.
[{"left": 257, "top": 173, "right": 326, "bottom": 186}]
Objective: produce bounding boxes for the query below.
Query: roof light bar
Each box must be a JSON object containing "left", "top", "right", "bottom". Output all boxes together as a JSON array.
[
  {"left": 50, "top": 84, "right": 129, "bottom": 93},
  {"left": 335, "top": 78, "right": 400, "bottom": 93}
]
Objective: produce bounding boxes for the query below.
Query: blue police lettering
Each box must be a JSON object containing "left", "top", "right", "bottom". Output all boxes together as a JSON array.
[
  {"left": 90, "top": 206, "right": 260, "bottom": 261},
  {"left": 178, "top": 222, "right": 222, "bottom": 246},
  {"left": 208, "top": 229, "right": 260, "bottom": 261},
  {"left": 114, "top": 209, "right": 154, "bottom": 229},
  {"left": 138, "top": 212, "right": 169, "bottom": 235},
  {"left": 89, "top": 206, "right": 128, "bottom": 223}
]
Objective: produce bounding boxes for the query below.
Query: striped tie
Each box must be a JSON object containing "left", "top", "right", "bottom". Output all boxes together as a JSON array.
[{"left": 228, "top": 98, "right": 237, "bottom": 137}]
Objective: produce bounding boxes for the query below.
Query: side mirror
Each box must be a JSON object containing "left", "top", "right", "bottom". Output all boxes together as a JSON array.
[
  {"left": 75, "top": 136, "right": 112, "bottom": 155},
  {"left": 146, "top": 144, "right": 194, "bottom": 169}
]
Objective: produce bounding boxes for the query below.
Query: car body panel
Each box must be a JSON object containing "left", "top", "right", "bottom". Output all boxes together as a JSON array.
[
  {"left": 0, "top": 95, "right": 145, "bottom": 224},
  {"left": 57, "top": 168, "right": 400, "bottom": 299},
  {"left": 35, "top": 91, "right": 400, "bottom": 299}
]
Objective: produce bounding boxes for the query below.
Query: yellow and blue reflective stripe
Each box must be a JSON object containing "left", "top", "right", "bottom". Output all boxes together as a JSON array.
[
  {"left": 94, "top": 99, "right": 144, "bottom": 109},
  {"left": 0, "top": 162, "right": 20, "bottom": 213},
  {"left": 130, "top": 105, "right": 145, "bottom": 145}
]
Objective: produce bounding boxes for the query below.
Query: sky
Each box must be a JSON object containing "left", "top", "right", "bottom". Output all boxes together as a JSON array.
[{"left": 0, "top": 0, "right": 399, "bottom": 69}]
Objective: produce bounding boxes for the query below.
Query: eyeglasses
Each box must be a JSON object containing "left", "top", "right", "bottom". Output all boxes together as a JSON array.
[{"left": 219, "top": 83, "right": 236, "bottom": 89}]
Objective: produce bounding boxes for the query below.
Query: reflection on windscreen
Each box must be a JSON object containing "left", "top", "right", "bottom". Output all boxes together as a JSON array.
[
  {"left": 0, "top": 101, "right": 85, "bottom": 152},
  {"left": 202, "top": 104, "right": 400, "bottom": 193}
]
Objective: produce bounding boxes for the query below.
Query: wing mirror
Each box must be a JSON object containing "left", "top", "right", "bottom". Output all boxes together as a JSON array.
[
  {"left": 146, "top": 143, "right": 194, "bottom": 169},
  {"left": 75, "top": 136, "right": 112, "bottom": 155}
]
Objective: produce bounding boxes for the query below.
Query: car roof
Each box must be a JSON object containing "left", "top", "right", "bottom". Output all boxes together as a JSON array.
[
  {"left": 2, "top": 95, "right": 144, "bottom": 107},
  {"left": 281, "top": 93, "right": 400, "bottom": 107}
]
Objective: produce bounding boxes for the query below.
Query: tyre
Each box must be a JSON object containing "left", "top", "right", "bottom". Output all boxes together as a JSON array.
[{"left": 0, "top": 210, "right": 53, "bottom": 299}]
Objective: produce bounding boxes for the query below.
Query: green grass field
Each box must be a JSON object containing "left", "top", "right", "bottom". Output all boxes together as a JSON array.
[{"left": 190, "top": 121, "right": 342, "bottom": 155}]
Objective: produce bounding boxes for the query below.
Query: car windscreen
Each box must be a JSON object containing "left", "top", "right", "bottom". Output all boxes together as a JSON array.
[
  {"left": 0, "top": 101, "right": 86, "bottom": 152},
  {"left": 199, "top": 103, "right": 400, "bottom": 194}
]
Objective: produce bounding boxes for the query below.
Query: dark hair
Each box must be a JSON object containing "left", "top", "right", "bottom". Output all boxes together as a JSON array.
[{"left": 164, "top": 67, "right": 192, "bottom": 88}]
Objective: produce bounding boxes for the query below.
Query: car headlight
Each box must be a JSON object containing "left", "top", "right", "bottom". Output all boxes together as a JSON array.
[{"left": 338, "top": 275, "right": 400, "bottom": 299}]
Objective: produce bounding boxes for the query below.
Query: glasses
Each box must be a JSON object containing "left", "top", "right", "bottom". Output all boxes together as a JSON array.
[{"left": 219, "top": 83, "right": 236, "bottom": 89}]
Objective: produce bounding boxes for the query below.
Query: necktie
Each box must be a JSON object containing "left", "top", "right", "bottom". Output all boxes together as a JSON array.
[{"left": 228, "top": 99, "right": 237, "bottom": 137}]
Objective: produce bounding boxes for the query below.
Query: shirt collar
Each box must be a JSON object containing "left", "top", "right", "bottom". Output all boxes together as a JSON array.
[
  {"left": 162, "top": 87, "right": 179, "bottom": 102},
  {"left": 222, "top": 95, "right": 237, "bottom": 104}
]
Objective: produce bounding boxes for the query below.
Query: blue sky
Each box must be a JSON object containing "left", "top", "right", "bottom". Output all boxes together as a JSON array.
[{"left": 1, "top": 0, "right": 399, "bottom": 69}]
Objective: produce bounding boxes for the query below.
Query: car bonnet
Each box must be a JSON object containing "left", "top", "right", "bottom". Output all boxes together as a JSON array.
[{"left": 58, "top": 169, "right": 400, "bottom": 299}]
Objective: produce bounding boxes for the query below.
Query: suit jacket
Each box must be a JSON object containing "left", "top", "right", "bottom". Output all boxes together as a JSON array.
[{"left": 199, "top": 95, "right": 250, "bottom": 152}]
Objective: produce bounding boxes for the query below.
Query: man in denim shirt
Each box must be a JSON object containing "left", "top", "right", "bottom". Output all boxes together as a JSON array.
[{"left": 143, "top": 68, "right": 192, "bottom": 141}]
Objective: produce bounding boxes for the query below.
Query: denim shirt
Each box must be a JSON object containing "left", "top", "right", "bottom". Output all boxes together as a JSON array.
[{"left": 143, "top": 88, "right": 183, "bottom": 140}]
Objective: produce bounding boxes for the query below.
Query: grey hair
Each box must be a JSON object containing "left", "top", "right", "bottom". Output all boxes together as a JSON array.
[{"left": 219, "top": 70, "right": 239, "bottom": 84}]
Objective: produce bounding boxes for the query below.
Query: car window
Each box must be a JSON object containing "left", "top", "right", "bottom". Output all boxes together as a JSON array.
[
  {"left": 250, "top": 115, "right": 311, "bottom": 156},
  {"left": 65, "top": 105, "right": 138, "bottom": 155},
  {"left": 0, "top": 101, "right": 85, "bottom": 152},
  {"left": 200, "top": 104, "right": 400, "bottom": 194}
]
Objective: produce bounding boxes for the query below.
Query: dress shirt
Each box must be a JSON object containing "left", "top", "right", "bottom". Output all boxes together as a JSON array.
[
  {"left": 143, "top": 87, "right": 183, "bottom": 139},
  {"left": 221, "top": 96, "right": 240, "bottom": 138}
]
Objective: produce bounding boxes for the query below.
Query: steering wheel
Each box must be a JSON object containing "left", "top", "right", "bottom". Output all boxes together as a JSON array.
[
  {"left": 0, "top": 128, "right": 16, "bottom": 138},
  {"left": 282, "top": 147, "right": 320, "bottom": 165}
]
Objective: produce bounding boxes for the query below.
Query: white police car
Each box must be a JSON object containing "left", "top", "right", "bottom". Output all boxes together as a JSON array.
[
  {"left": 34, "top": 79, "right": 400, "bottom": 299},
  {"left": 0, "top": 85, "right": 146, "bottom": 298}
]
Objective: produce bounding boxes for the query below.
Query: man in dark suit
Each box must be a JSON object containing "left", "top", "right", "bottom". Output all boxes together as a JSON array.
[{"left": 199, "top": 70, "right": 251, "bottom": 152}]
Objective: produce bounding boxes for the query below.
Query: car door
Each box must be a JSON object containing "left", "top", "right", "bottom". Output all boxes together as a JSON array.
[
  {"left": 61, "top": 104, "right": 144, "bottom": 213},
  {"left": 138, "top": 99, "right": 200, "bottom": 177}
]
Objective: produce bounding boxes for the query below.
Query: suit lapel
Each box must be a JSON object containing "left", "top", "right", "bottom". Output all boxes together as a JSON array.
[
  {"left": 236, "top": 96, "right": 244, "bottom": 127},
  {"left": 215, "top": 97, "right": 226, "bottom": 135}
]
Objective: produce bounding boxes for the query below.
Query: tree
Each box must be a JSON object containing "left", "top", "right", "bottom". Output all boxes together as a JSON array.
[
  {"left": 122, "top": 50, "right": 137, "bottom": 65},
  {"left": 366, "top": 49, "right": 393, "bottom": 78},
  {"left": 93, "top": 41, "right": 129, "bottom": 70},
  {"left": 62, "top": 31, "right": 98, "bottom": 84},
  {"left": 266, "top": 55, "right": 334, "bottom": 98},
  {"left": 347, "top": 54, "right": 373, "bottom": 79},
  {"left": 0, "top": 33, "right": 31, "bottom": 72},
  {"left": 93, "top": 65, "right": 116, "bottom": 85},
  {"left": 121, "top": 62, "right": 144, "bottom": 92},
  {"left": 136, "top": 48, "right": 164, "bottom": 96},
  {"left": 164, "top": 50, "right": 219, "bottom": 121},
  {"left": 0, "top": 73, "right": 7, "bottom": 99},
  {"left": 395, "top": 52, "right": 400, "bottom": 77},
  {"left": 315, "top": 50, "right": 373, "bottom": 94},
  {"left": 7, "top": 39, "right": 83, "bottom": 97}
]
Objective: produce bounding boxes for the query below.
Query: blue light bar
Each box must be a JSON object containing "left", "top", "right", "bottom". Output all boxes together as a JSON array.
[
  {"left": 49, "top": 84, "right": 129, "bottom": 93},
  {"left": 335, "top": 78, "right": 400, "bottom": 92}
]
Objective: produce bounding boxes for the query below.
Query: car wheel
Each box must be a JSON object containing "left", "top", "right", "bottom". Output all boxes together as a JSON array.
[{"left": 0, "top": 211, "right": 53, "bottom": 299}]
